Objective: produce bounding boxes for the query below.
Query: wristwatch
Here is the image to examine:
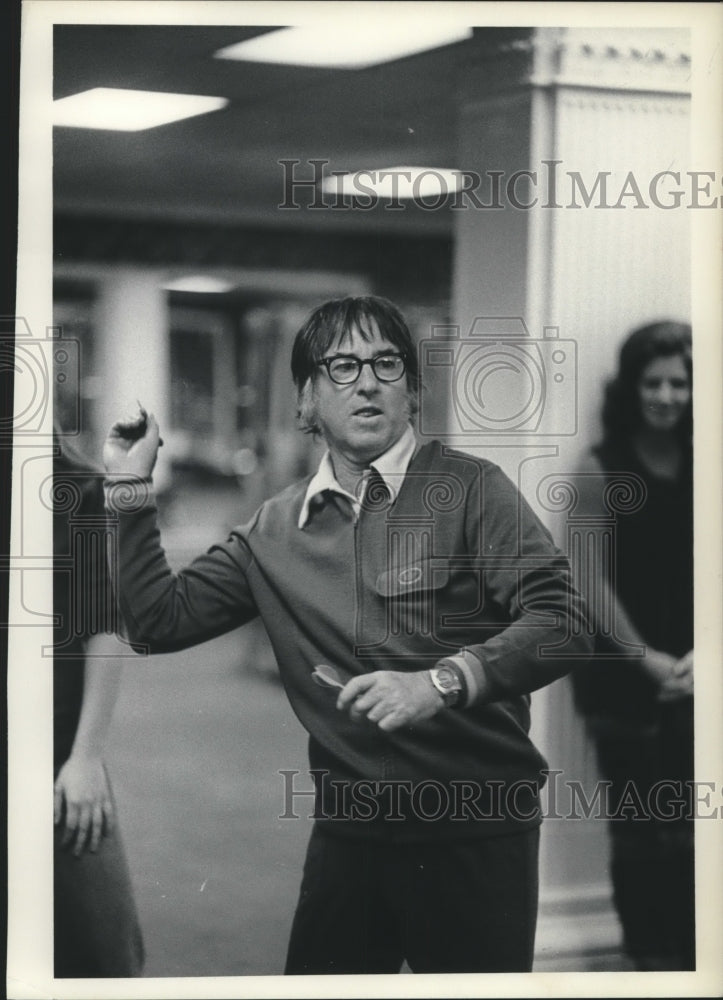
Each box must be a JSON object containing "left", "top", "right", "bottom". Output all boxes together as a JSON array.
[{"left": 429, "top": 663, "right": 464, "bottom": 708}]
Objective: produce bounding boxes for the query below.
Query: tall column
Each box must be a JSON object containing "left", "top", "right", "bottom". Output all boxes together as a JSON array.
[
  {"left": 94, "top": 268, "right": 171, "bottom": 490},
  {"left": 448, "top": 26, "right": 692, "bottom": 965},
  {"left": 451, "top": 26, "right": 691, "bottom": 469}
]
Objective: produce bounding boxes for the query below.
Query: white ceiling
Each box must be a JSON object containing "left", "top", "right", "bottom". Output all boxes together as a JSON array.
[{"left": 53, "top": 24, "right": 493, "bottom": 235}]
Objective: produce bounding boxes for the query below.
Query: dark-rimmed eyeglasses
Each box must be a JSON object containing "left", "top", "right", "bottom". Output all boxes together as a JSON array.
[{"left": 317, "top": 353, "right": 407, "bottom": 385}]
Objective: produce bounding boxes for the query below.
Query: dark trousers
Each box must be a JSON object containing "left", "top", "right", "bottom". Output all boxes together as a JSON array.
[
  {"left": 54, "top": 817, "right": 145, "bottom": 978},
  {"left": 285, "top": 825, "right": 539, "bottom": 975},
  {"left": 591, "top": 702, "right": 695, "bottom": 970}
]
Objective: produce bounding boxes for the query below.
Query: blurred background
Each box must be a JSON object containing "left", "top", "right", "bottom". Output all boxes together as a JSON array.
[{"left": 51, "top": 19, "right": 691, "bottom": 975}]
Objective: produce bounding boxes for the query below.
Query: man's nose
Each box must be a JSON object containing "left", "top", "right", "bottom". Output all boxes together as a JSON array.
[{"left": 355, "top": 363, "right": 380, "bottom": 392}]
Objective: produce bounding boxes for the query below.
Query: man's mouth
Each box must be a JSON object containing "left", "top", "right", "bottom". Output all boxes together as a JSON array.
[{"left": 353, "top": 406, "right": 383, "bottom": 417}]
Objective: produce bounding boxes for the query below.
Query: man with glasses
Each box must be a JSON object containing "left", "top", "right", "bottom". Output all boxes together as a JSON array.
[{"left": 103, "top": 295, "right": 591, "bottom": 975}]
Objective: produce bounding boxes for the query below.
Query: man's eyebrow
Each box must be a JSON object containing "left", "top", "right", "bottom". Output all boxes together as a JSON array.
[{"left": 325, "top": 347, "right": 400, "bottom": 359}]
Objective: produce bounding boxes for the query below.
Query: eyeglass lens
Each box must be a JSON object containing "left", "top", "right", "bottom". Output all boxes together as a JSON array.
[{"left": 326, "top": 355, "right": 405, "bottom": 384}]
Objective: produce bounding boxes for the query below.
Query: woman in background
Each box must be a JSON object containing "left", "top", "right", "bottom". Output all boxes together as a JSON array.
[
  {"left": 53, "top": 432, "right": 144, "bottom": 977},
  {"left": 573, "top": 321, "right": 694, "bottom": 970}
]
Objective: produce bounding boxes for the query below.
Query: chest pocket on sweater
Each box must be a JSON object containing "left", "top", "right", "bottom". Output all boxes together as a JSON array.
[
  {"left": 375, "top": 558, "right": 451, "bottom": 597},
  {"left": 374, "top": 558, "right": 451, "bottom": 639}
]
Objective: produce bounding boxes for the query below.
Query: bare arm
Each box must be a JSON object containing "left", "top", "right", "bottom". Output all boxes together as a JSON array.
[{"left": 54, "top": 633, "right": 124, "bottom": 856}]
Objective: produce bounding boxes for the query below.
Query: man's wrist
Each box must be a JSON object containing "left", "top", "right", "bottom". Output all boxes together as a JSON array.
[
  {"left": 433, "top": 650, "right": 486, "bottom": 708},
  {"left": 429, "top": 661, "right": 466, "bottom": 708},
  {"left": 103, "top": 474, "right": 155, "bottom": 514}
]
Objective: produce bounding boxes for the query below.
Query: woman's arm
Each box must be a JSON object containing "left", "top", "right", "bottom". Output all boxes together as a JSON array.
[
  {"left": 574, "top": 451, "right": 680, "bottom": 690},
  {"left": 658, "top": 648, "right": 694, "bottom": 701},
  {"left": 54, "top": 633, "right": 124, "bottom": 857}
]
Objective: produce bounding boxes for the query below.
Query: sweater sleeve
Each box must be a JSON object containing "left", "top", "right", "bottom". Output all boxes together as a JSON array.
[
  {"left": 105, "top": 478, "right": 259, "bottom": 654},
  {"left": 450, "top": 462, "right": 592, "bottom": 706}
]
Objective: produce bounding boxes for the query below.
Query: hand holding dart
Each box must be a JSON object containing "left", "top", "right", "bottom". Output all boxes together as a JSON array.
[
  {"left": 114, "top": 401, "right": 164, "bottom": 445},
  {"left": 103, "top": 401, "right": 163, "bottom": 478}
]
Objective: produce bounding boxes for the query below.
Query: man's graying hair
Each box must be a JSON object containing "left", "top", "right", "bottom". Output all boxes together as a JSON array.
[{"left": 291, "top": 296, "right": 419, "bottom": 435}]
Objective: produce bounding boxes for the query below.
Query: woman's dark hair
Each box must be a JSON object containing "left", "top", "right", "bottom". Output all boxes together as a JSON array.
[{"left": 599, "top": 320, "right": 692, "bottom": 451}]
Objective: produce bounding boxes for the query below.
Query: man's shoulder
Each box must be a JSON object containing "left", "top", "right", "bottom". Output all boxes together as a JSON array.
[
  {"left": 412, "top": 439, "right": 506, "bottom": 481},
  {"left": 241, "top": 475, "right": 312, "bottom": 536},
  {"left": 402, "top": 441, "right": 514, "bottom": 515}
]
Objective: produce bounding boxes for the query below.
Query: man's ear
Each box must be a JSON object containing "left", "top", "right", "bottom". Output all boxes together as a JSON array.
[{"left": 296, "top": 379, "right": 318, "bottom": 433}]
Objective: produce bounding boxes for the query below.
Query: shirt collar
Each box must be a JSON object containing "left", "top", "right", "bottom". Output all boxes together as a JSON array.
[{"left": 298, "top": 424, "right": 417, "bottom": 528}]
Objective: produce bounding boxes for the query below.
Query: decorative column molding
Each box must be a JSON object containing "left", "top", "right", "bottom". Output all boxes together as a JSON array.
[
  {"left": 531, "top": 27, "right": 692, "bottom": 94},
  {"left": 457, "top": 27, "right": 692, "bottom": 96}
]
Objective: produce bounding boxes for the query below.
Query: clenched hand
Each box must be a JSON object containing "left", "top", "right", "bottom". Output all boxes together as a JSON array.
[{"left": 103, "top": 407, "right": 162, "bottom": 479}]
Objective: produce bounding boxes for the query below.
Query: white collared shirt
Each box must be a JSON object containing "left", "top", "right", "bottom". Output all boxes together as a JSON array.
[{"left": 298, "top": 424, "right": 417, "bottom": 528}]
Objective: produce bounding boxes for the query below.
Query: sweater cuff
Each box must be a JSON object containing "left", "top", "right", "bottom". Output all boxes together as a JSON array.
[
  {"left": 103, "top": 474, "right": 155, "bottom": 514},
  {"left": 438, "top": 649, "right": 488, "bottom": 708}
]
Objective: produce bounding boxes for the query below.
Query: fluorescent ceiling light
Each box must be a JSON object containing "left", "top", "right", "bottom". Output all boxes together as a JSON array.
[
  {"left": 215, "top": 25, "right": 472, "bottom": 69},
  {"left": 53, "top": 88, "right": 228, "bottom": 131},
  {"left": 321, "top": 166, "right": 464, "bottom": 200},
  {"left": 163, "top": 275, "right": 234, "bottom": 294}
]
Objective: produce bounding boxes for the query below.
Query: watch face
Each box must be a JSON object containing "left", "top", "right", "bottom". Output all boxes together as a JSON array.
[{"left": 436, "top": 667, "right": 457, "bottom": 691}]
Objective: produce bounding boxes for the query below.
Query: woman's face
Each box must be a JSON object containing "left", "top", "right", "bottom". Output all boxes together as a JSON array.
[{"left": 637, "top": 353, "right": 691, "bottom": 432}]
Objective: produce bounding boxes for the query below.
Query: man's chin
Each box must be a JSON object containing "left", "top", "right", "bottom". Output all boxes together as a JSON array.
[{"left": 347, "top": 430, "right": 393, "bottom": 461}]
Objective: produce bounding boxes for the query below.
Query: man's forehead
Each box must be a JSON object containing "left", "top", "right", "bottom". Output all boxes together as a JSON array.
[{"left": 328, "top": 322, "right": 394, "bottom": 355}]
